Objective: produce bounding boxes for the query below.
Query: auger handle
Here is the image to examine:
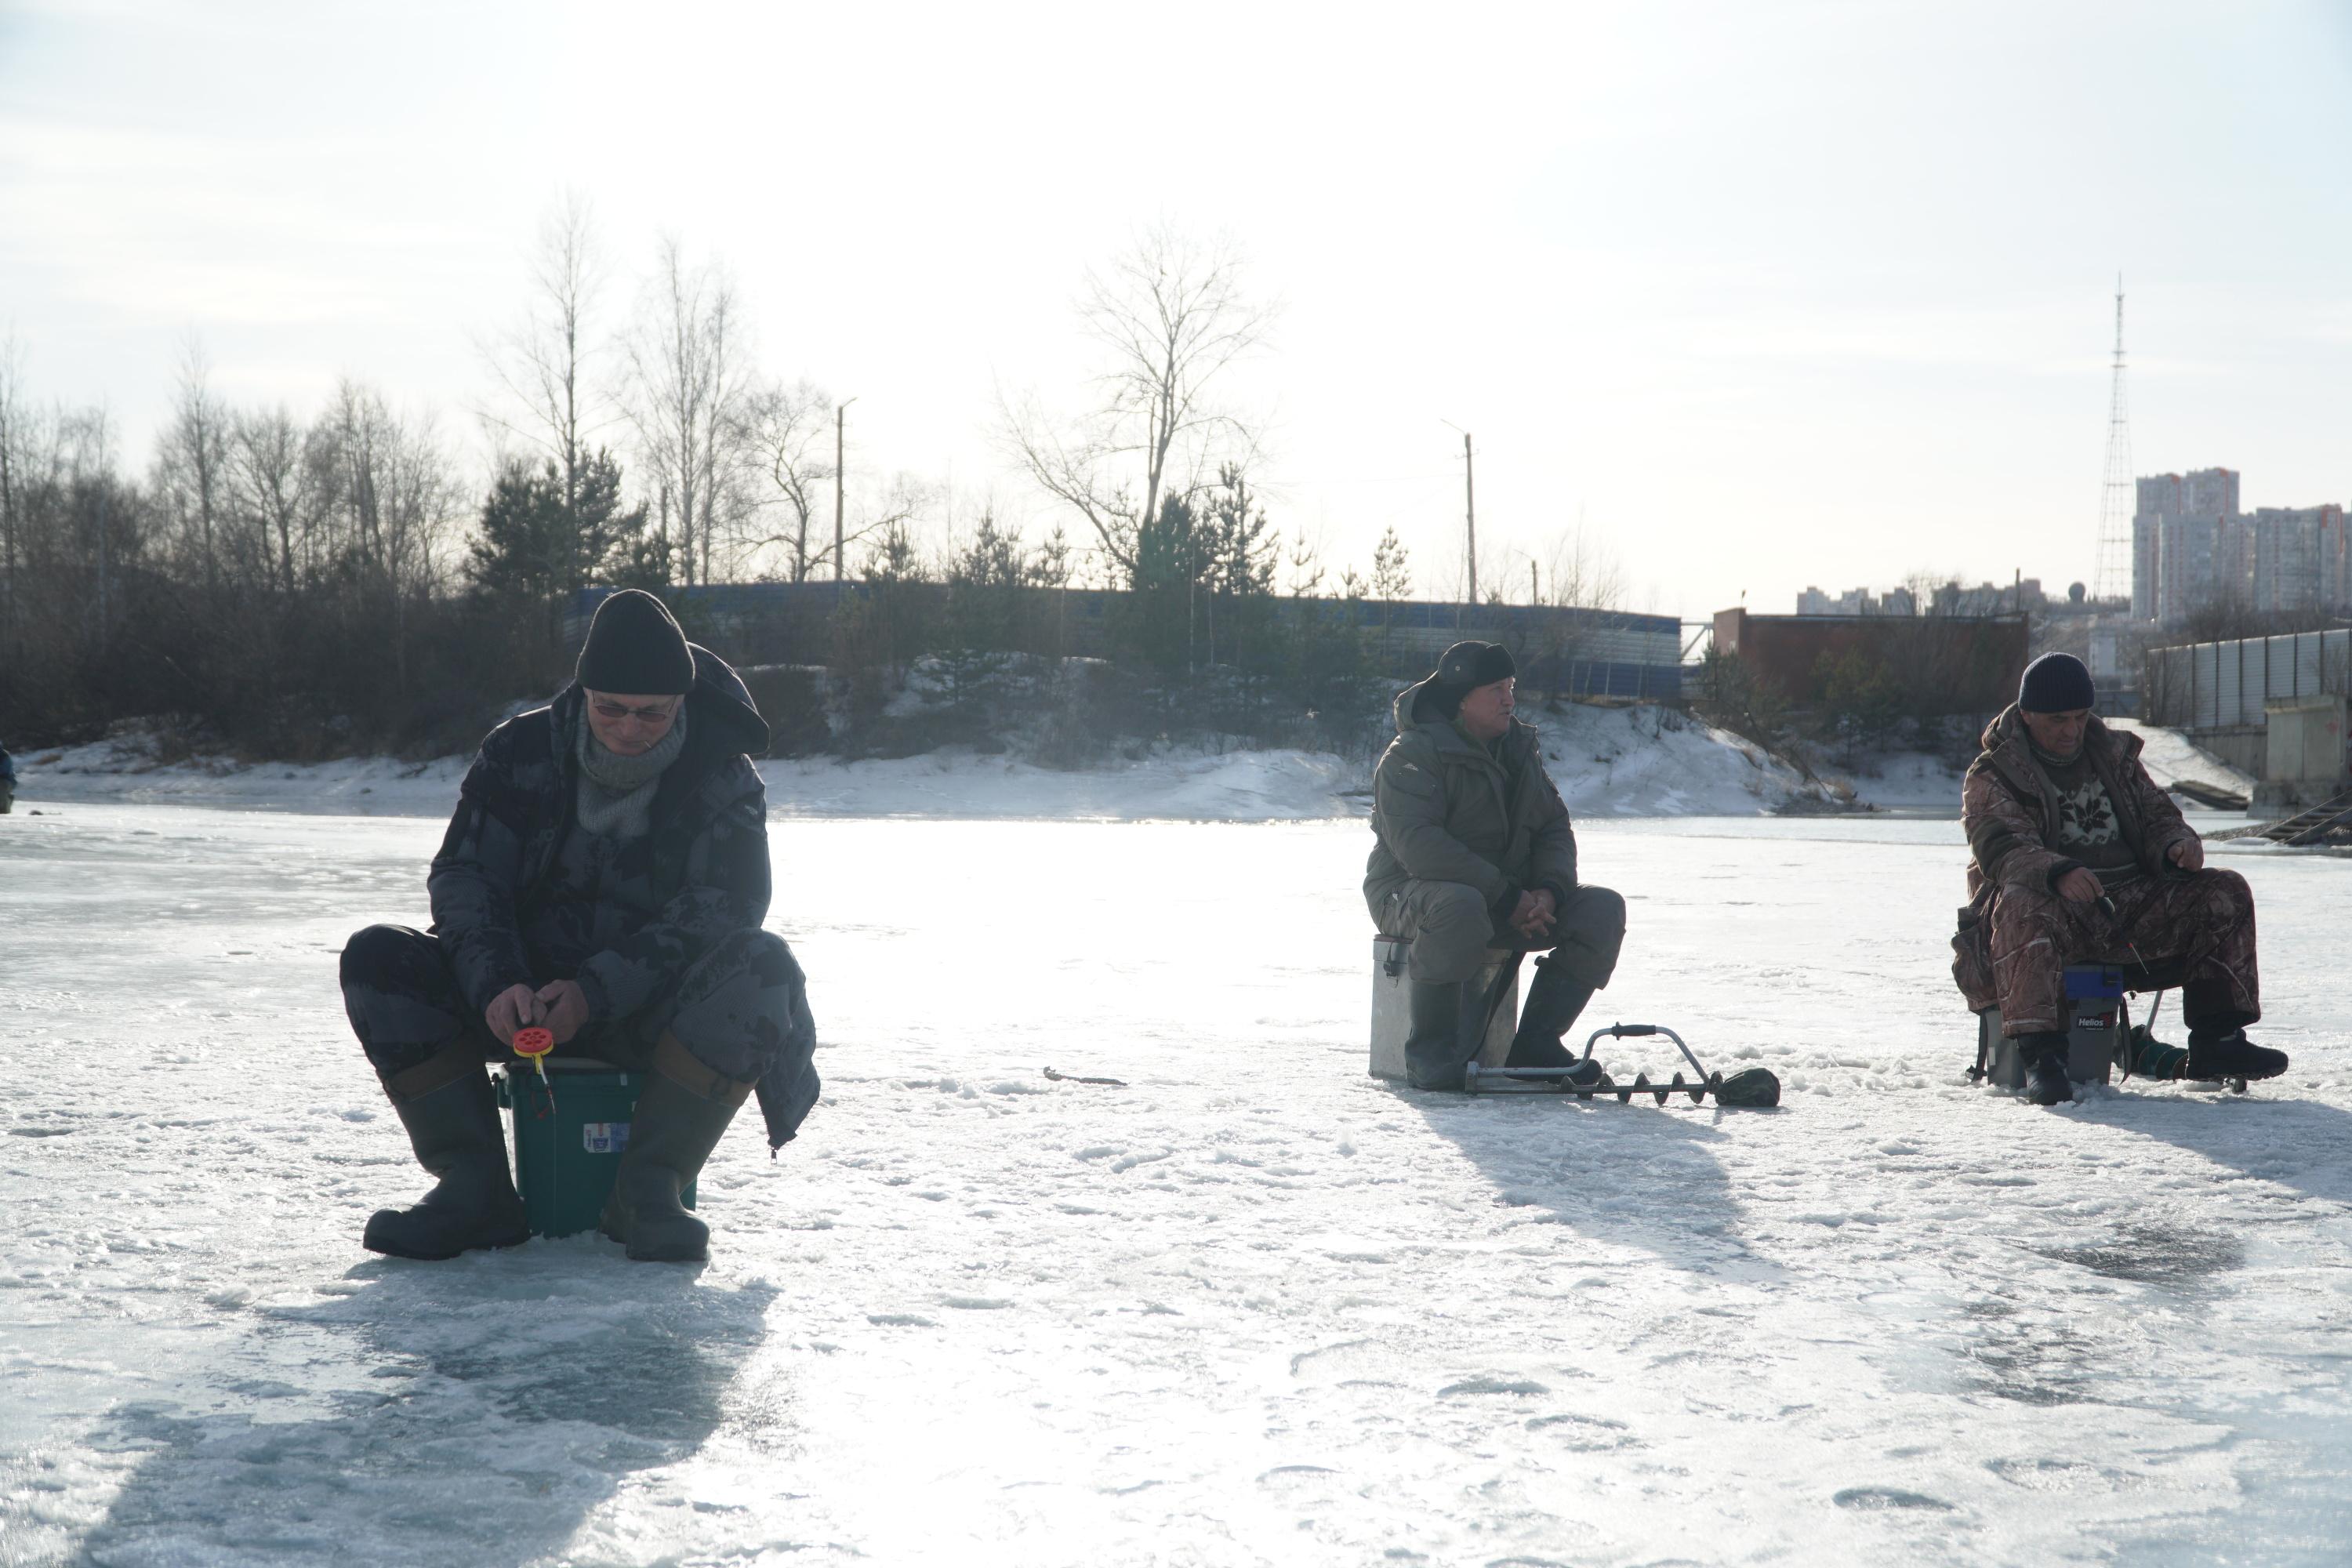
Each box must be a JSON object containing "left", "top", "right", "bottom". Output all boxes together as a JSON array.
[{"left": 1580, "top": 1022, "right": 1713, "bottom": 1082}]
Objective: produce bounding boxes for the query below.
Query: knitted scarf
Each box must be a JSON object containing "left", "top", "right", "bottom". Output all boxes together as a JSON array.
[{"left": 574, "top": 707, "right": 688, "bottom": 840}]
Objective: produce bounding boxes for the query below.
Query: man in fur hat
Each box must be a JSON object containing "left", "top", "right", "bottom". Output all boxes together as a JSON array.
[{"left": 1364, "top": 641, "right": 1627, "bottom": 1090}]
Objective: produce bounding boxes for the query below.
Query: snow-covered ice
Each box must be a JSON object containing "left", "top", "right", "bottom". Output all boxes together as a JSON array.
[{"left": 5, "top": 803, "right": 2352, "bottom": 1566}]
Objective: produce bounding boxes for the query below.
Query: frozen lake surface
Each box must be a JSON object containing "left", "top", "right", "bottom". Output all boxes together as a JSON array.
[{"left": 4, "top": 804, "right": 2351, "bottom": 1566}]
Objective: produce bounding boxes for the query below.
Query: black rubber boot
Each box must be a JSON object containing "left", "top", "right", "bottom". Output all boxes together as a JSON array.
[
  {"left": 363, "top": 1056, "right": 529, "bottom": 1261},
  {"left": 1505, "top": 956, "right": 1596, "bottom": 1070},
  {"left": 2020, "top": 1032, "right": 2074, "bottom": 1106},
  {"left": 601, "top": 1034, "right": 751, "bottom": 1262},
  {"left": 2187, "top": 1029, "right": 2289, "bottom": 1081},
  {"left": 1403, "top": 979, "right": 1471, "bottom": 1091}
]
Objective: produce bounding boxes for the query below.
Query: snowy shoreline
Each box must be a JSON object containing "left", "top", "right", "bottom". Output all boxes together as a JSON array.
[
  {"left": 8, "top": 706, "right": 2257, "bottom": 825},
  {"left": 10, "top": 704, "right": 1850, "bottom": 822}
]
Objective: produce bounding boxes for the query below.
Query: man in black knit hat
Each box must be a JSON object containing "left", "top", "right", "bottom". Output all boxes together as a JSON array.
[
  {"left": 339, "top": 588, "right": 818, "bottom": 1261},
  {"left": 1958, "top": 651, "right": 2285, "bottom": 1105},
  {"left": 1364, "top": 641, "right": 1627, "bottom": 1089}
]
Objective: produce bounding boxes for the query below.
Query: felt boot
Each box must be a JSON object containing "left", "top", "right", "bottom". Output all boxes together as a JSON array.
[
  {"left": 1505, "top": 956, "right": 1598, "bottom": 1070},
  {"left": 2020, "top": 1032, "right": 2074, "bottom": 1105},
  {"left": 1404, "top": 980, "right": 1471, "bottom": 1091}
]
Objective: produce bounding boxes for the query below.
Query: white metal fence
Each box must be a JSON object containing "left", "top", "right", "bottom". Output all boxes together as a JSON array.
[{"left": 2144, "top": 629, "right": 2352, "bottom": 728}]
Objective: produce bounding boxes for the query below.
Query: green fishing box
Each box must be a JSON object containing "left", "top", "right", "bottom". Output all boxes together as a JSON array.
[{"left": 495, "top": 1062, "right": 695, "bottom": 1240}]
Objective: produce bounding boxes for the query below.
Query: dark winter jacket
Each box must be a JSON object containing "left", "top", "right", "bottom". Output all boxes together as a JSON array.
[
  {"left": 1362, "top": 676, "right": 1580, "bottom": 927},
  {"left": 1950, "top": 706, "right": 2199, "bottom": 1010},
  {"left": 428, "top": 644, "right": 817, "bottom": 1148}
]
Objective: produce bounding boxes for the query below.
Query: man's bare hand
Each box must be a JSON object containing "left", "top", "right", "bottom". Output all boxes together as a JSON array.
[
  {"left": 485, "top": 982, "right": 544, "bottom": 1047},
  {"left": 535, "top": 979, "right": 590, "bottom": 1046},
  {"left": 2056, "top": 867, "right": 2105, "bottom": 904},
  {"left": 1511, "top": 888, "right": 1557, "bottom": 940},
  {"left": 2169, "top": 838, "right": 2205, "bottom": 873}
]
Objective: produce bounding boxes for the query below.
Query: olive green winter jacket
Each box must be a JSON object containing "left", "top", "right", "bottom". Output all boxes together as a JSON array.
[{"left": 1362, "top": 676, "right": 1580, "bottom": 927}]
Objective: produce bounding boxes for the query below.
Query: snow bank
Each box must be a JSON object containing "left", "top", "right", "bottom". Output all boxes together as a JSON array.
[
  {"left": 1839, "top": 719, "right": 2256, "bottom": 815},
  {"left": 1537, "top": 702, "right": 1840, "bottom": 816},
  {"left": 16, "top": 733, "right": 471, "bottom": 815},
  {"left": 13, "top": 702, "right": 1843, "bottom": 822},
  {"left": 2106, "top": 716, "right": 2258, "bottom": 797}
]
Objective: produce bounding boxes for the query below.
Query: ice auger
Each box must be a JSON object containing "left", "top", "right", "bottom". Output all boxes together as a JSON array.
[{"left": 1461, "top": 1022, "right": 1781, "bottom": 1107}]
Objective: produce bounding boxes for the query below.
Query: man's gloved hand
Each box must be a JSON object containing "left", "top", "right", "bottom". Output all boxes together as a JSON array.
[
  {"left": 535, "top": 979, "right": 590, "bottom": 1046},
  {"left": 485, "top": 982, "right": 545, "bottom": 1047}
]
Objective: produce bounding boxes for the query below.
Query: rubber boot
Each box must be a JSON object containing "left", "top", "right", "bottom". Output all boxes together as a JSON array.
[
  {"left": 2187, "top": 1029, "right": 2288, "bottom": 1081},
  {"left": 2020, "top": 1032, "right": 2074, "bottom": 1105},
  {"left": 601, "top": 1033, "right": 752, "bottom": 1262},
  {"left": 1505, "top": 956, "right": 1600, "bottom": 1067},
  {"left": 1403, "top": 979, "right": 1471, "bottom": 1091},
  {"left": 363, "top": 1051, "right": 529, "bottom": 1260}
]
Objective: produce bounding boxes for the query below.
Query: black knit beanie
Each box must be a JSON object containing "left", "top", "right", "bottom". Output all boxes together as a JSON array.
[
  {"left": 576, "top": 590, "right": 695, "bottom": 695},
  {"left": 2018, "top": 652, "right": 2095, "bottom": 714},
  {"left": 1429, "top": 641, "right": 1516, "bottom": 713}
]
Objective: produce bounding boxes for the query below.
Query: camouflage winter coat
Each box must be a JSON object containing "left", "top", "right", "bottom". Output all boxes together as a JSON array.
[
  {"left": 428, "top": 646, "right": 817, "bottom": 1146},
  {"left": 1950, "top": 706, "right": 2200, "bottom": 1008},
  {"left": 1363, "top": 676, "right": 1580, "bottom": 927}
]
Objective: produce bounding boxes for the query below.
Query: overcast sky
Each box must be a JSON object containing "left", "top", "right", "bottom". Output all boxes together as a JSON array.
[{"left": 3, "top": 0, "right": 2347, "bottom": 620}]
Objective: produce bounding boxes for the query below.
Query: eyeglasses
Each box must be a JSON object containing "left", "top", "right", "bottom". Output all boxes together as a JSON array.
[{"left": 589, "top": 699, "right": 681, "bottom": 725}]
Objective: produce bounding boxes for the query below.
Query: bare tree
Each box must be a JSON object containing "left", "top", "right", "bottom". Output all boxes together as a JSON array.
[
  {"left": 232, "top": 405, "right": 320, "bottom": 594},
  {"left": 625, "top": 234, "right": 753, "bottom": 586},
  {"left": 739, "top": 377, "right": 838, "bottom": 581},
  {"left": 999, "top": 224, "right": 1275, "bottom": 579},
  {"left": 1540, "top": 521, "right": 1626, "bottom": 612},
  {"left": 155, "top": 336, "right": 230, "bottom": 593},
  {"left": 478, "top": 191, "right": 610, "bottom": 568},
  {"left": 0, "top": 329, "right": 28, "bottom": 663},
  {"left": 318, "top": 380, "right": 461, "bottom": 695}
]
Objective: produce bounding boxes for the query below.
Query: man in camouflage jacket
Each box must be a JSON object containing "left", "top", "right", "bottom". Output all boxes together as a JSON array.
[
  {"left": 341, "top": 590, "right": 818, "bottom": 1260},
  {"left": 1958, "top": 652, "right": 2283, "bottom": 1104},
  {"left": 1365, "top": 641, "right": 1625, "bottom": 1090}
]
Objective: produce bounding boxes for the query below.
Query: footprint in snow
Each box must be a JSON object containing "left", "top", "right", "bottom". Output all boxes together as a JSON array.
[{"left": 1833, "top": 1486, "right": 1955, "bottom": 1512}]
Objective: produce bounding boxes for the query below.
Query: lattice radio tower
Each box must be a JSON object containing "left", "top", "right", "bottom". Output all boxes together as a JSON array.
[{"left": 2092, "top": 278, "right": 2134, "bottom": 603}]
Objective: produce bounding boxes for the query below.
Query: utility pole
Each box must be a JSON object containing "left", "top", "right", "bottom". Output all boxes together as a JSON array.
[
  {"left": 1530, "top": 560, "right": 1538, "bottom": 605},
  {"left": 1441, "top": 420, "right": 1477, "bottom": 622},
  {"left": 1463, "top": 430, "right": 1477, "bottom": 607},
  {"left": 834, "top": 396, "right": 858, "bottom": 583}
]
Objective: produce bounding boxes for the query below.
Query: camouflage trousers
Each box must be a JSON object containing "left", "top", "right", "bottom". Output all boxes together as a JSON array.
[
  {"left": 1378, "top": 880, "right": 1627, "bottom": 987},
  {"left": 1988, "top": 868, "right": 2259, "bottom": 1038},
  {"left": 339, "top": 923, "right": 811, "bottom": 1087}
]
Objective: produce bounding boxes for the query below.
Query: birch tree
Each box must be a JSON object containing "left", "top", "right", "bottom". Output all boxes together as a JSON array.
[{"left": 625, "top": 234, "right": 753, "bottom": 586}]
